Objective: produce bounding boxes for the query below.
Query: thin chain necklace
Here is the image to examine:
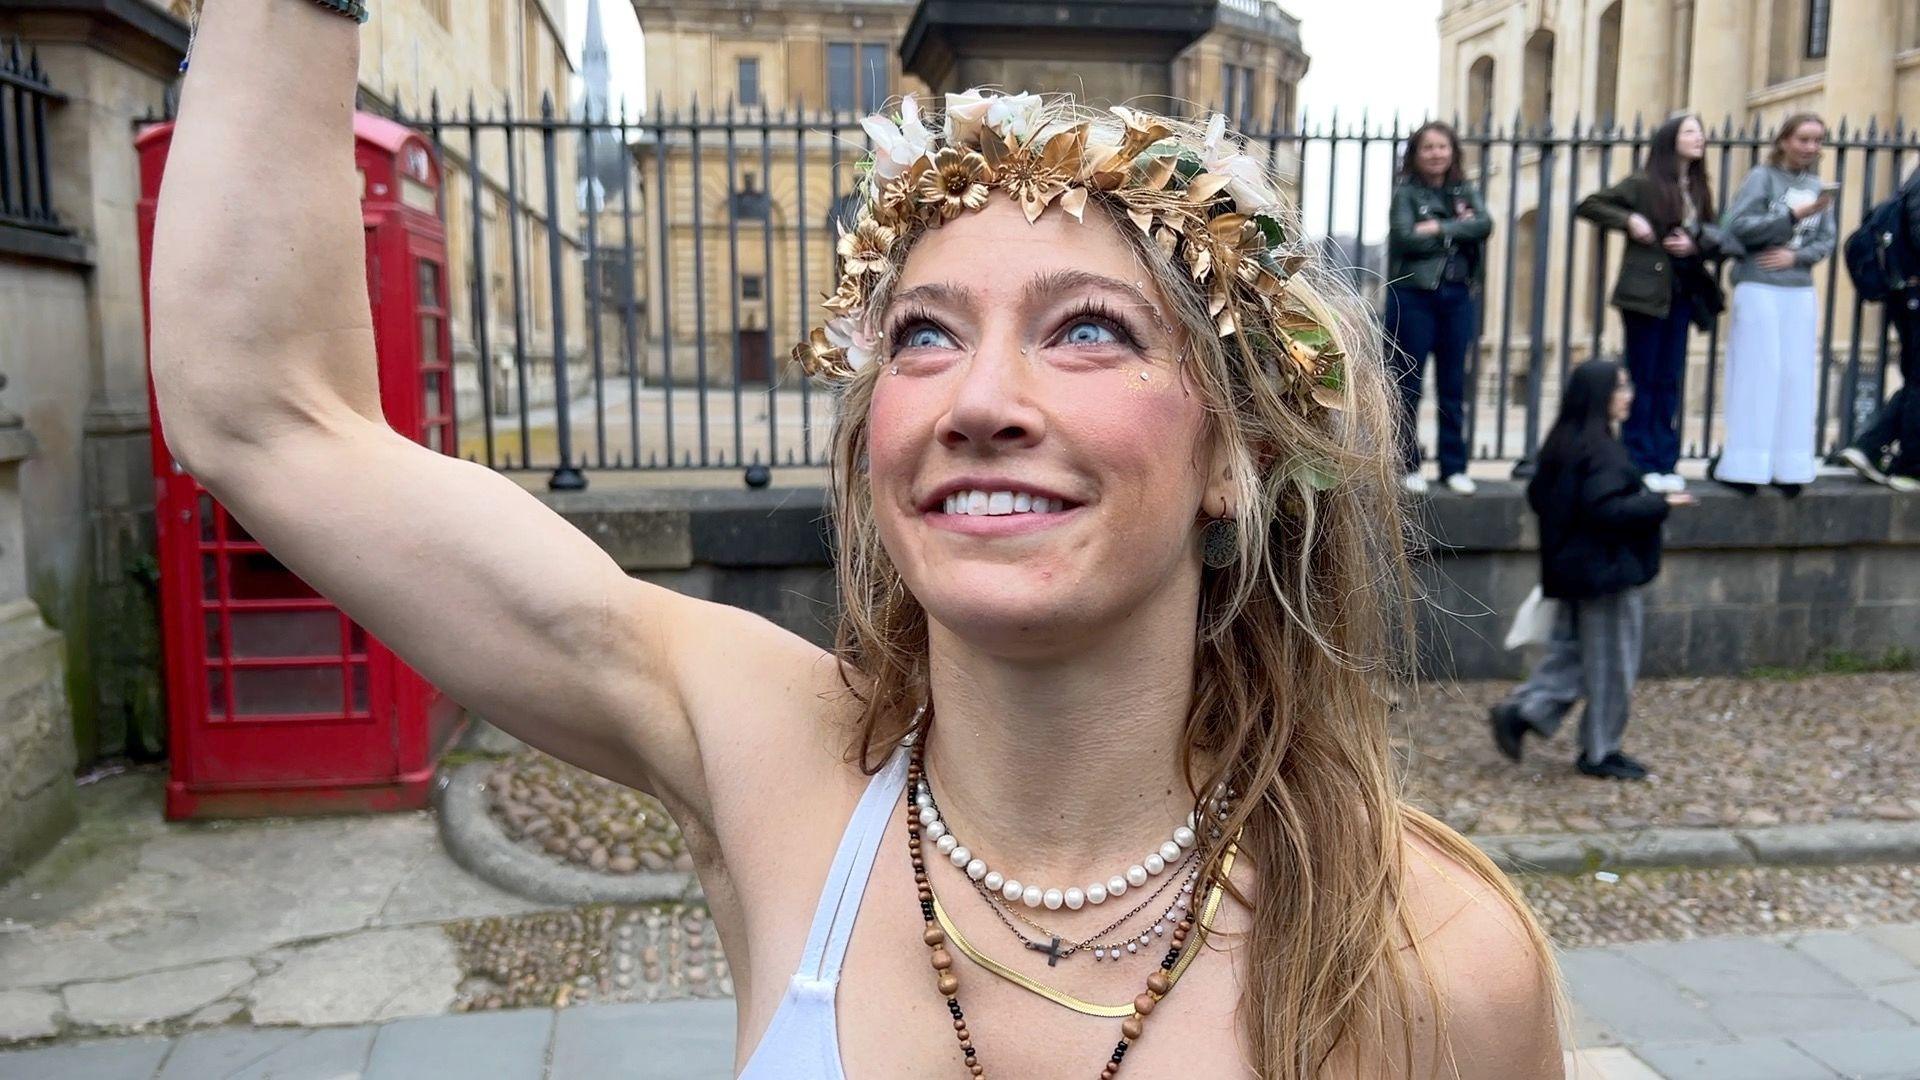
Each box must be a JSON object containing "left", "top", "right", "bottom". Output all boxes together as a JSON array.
[
  {"left": 906, "top": 735, "right": 1220, "bottom": 1078},
  {"left": 970, "top": 852, "right": 1198, "bottom": 965}
]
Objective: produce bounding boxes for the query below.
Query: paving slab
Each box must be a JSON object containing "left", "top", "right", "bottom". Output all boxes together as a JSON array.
[
  {"left": 153, "top": 1027, "right": 314, "bottom": 1080},
  {"left": 1618, "top": 938, "right": 1858, "bottom": 998},
  {"left": 549, "top": 998, "right": 735, "bottom": 1080},
  {"left": 1700, "top": 991, "right": 1915, "bottom": 1039},
  {"left": 1635, "top": 1038, "right": 1839, "bottom": 1080},
  {"left": 1788, "top": 1028, "right": 1920, "bottom": 1080},
  {"left": 366, "top": 1007, "right": 553, "bottom": 1079},
  {"left": 0, "top": 989, "right": 59, "bottom": 1042},
  {"left": 1566, "top": 1047, "right": 1666, "bottom": 1080},
  {"left": 1558, "top": 949, "right": 1731, "bottom": 1044},
  {"left": 1866, "top": 924, "right": 1920, "bottom": 967},
  {"left": 1788, "top": 930, "right": 1920, "bottom": 988},
  {"left": 247, "top": 926, "right": 458, "bottom": 1027},
  {"left": 0, "top": 1036, "right": 170, "bottom": 1080},
  {"left": 1873, "top": 978, "right": 1920, "bottom": 1023},
  {"left": 175, "top": 1025, "right": 378, "bottom": 1080},
  {"left": 60, "top": 959, "right": 254, "bottom": 1029}
]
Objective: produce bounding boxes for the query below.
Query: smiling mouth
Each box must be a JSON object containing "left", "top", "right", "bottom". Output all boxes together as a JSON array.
[{"left": 939, "top": 489, "right": 1076, "bottom": 517}]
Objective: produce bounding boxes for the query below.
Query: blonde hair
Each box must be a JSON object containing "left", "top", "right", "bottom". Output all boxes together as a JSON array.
[
  {"left": 819, "top": 99, "right": 1556, "bottom": 1078},
  {"left": 1768, "top": 111, "right": 1826, "bottom": 170}
]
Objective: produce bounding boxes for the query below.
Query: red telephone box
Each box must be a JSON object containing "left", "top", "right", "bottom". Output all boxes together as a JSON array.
[{"left": 137, "top": 114, "right": 463, "bottom": 819}]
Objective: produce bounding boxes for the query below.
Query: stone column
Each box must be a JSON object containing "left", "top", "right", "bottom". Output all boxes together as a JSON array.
[
  {"left": 1824, "top": 0, "right": 1898, "bottom": 131},
  {"left": 0, "top": 375, "right": 74, "bottom": 883},
  {"left": 1614, "top": 0, "right": 1672, "bottom": 124},
  {"left": 1685, "top": 0, "right": 1750, "bottom": 131}
]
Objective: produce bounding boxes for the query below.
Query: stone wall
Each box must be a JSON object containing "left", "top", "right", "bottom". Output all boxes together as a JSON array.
[{"left": 544, "top": 479, "right": 1920, "bottom": 679}]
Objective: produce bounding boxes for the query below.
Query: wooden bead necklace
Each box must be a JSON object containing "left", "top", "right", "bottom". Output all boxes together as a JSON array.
[{"left": 906, "top": 742, "right": 1224, "bottom": 1077}]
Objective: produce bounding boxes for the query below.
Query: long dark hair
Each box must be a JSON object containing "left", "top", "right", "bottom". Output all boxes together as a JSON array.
[
  {"left": 1537, "top": 359, "right": 1624, "bottom": 475},
  {"left": 1645, "top": 114, "right": 1714, "bottom": 232},
  {"left": 1399, "top": 121, "right": 1465, "bottom": 188}
]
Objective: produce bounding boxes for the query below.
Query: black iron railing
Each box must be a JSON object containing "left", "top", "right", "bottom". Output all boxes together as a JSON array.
[
  {"left": 165, "top": 91, "right": 1920, "bottom": 489},
  {"left": 0, "top": 39, "right": 66, "bottom": 234}
]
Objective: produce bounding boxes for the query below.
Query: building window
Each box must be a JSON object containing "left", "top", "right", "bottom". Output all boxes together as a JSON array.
[
  {"left": 1222, "top": 63, "right": 1256, "bottom": 129},
  {"left": 1805, "top": 0, "right": 1830, "bottom": 59},
  {"left": 828, "top": 43, "right": 856, "bottom": 113},
  {"left": 741, "top": 275, "right": 764, "bottom": 301},
  {"left": 1466, "top": 55, "right": 1496, "bottom": 129},
  {"left": 829, "top": 42, "right": 890, "bottom": 114},
  {"left": 738, "top": 57, "right": 761, "bottom": 107},
  {"left": 860, "top": 43, "right": 890, "bottom": 113}
]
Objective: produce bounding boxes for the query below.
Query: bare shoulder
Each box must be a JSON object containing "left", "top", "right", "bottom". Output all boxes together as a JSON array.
[{"left": 1397, "top": 826, "right": 1564, "bottom": 1080}]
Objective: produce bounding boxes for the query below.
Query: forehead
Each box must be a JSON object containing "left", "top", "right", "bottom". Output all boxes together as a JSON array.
[{"left": 891, "top": 195, "right": 1162, "bottom": 307}]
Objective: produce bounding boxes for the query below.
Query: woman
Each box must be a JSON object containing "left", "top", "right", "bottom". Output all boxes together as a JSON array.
[
  {"left": 1386, "top": 121, "right": 1491, "bottom": 497},
  {"left": 1713, "top": 112, "right": 1837, "bottom": 495},
  {"left": 1575, "top": 113, "right": 1728, "bottom": 493},
  {"left": 149, "top": 4, "right": 1560, "bottom": 1077},
  {"left": 1490, "top": 362, "right": 1693, "bottom": 780}
]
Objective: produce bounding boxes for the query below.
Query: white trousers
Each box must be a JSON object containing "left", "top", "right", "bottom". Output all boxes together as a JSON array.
[{"left": 1715, "top": 282, "right": 1819, "bottom": 484}]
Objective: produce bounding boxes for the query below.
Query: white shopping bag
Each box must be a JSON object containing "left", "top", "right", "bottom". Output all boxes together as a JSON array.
[{"left": 1503, "top": 585, "right": 1561, "bottom": 651}]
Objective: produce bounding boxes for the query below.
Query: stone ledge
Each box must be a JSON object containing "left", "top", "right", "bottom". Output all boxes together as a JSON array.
[
  {"left": 433, "top": 762, "right": 699, "bottom": 906},
  {"left": 1478, "top": 821, "right": 1920, "bottom": 875}
]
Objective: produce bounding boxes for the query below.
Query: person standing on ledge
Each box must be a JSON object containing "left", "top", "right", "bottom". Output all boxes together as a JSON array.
[
  {"left": 148, "top": 3, "right": 1562, "bottom": 1075},
  {"left": 1712, "top": 113, "right": 1836, "bottom": 497},
  {"left": 1490, "top": 361, "right": 1694, "bottom": 781},
  {"left": 1575, "top": 113, "right": 1729, "bottom": 495},
  {"left": 1385, "top": 121, "right": 1491, "bottom": 498},
  {"left": 1841, "top": 162, "right": 1920, "bottom": 495}
]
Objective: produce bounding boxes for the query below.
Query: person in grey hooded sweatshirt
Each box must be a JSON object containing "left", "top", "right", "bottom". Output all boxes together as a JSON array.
[{"left": 1712, "top": 113, "right": 1836, "bottom": 495}]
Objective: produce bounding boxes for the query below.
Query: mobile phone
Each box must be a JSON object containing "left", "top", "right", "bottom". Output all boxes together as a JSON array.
[{"left": 1819, "top": 181, "right": 1842, "bottom": 193}]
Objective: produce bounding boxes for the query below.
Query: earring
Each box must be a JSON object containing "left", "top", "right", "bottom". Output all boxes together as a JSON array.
[{"left": 1202, "top": 517, "right": 1238, "bottom": 569}]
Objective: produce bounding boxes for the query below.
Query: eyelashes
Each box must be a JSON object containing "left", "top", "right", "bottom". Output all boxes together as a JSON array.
[{"left": 884, "top": 300, "right": 1145, "bottom": 353}]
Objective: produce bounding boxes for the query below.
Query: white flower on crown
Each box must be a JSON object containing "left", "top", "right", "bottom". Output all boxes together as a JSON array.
[
  {"left": 943, "top": 89, "right": 995, "bottom": 144},
  {"left": 1201, "top": 113, "right": 1277, "bottom": 214},
  {"left": 985, "top": 92, "right": 1045, "bottom": 142},
  {"left": 862, "top": 94, "right": 934, "bottom": 181},
  {"left": 825, "top": 315, "right": 880, "bottom": 371}
]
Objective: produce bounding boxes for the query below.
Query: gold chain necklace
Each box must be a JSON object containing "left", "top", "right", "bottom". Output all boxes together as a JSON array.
[{"left": 931, "top": 842, "right": 1235, "bottom": 1017}]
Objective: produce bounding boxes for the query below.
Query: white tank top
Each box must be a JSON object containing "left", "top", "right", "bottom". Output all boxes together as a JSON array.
[{"left": 736, "top": 744, "right": 909, "bottom": 1079}]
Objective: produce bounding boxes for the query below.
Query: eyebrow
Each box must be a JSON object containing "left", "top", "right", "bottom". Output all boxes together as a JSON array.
[{"left": 882, "top": 272, "right": 1160, "bottom": 321}]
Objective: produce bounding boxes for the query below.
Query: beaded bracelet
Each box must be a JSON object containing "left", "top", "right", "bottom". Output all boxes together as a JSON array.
[
  {"left": 307, "top": 0, "right": 372, "bottom": 23},
  {"left": 179, "top": 0, "right": 370, "bottom": 74}
]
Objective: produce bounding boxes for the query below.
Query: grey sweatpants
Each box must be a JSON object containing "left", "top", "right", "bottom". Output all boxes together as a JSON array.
[{"left": 1502, "top": 587, "right": 1644, "bottom": 766}]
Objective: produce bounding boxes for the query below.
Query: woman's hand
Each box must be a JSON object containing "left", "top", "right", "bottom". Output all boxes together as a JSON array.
[
  {"left": 1793, "top": 191, "right": 1835, "bottom": 220},
  {"left": 1662, "top": 230, "right": 1698, "bottom": 257},
  {"left": 1414, "top": 219, "right": 1443, "bottom": 237},
  {"left": 1626, "top": 213, "right": 1656, "bottom": 245},
  {"left": 1754, "top": 246, "right": 1796, "bottom": 271},
  {"left": 1453, "top": 200, "right": 1476, "bottom": 220},
  {"left": 1665, "top": 492, "right": 1697, "bottom": 507}
]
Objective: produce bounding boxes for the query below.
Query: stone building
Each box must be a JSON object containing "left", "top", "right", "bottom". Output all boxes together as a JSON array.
[
  {"left": 0, "top": 0, "right": 582, "bottom": 845},
  {"left": 1436, "top": 0, "right": 1914, "bottom": 447},
  {"left": 626, "top": 0, "right": 1310, "bottom": 400}
]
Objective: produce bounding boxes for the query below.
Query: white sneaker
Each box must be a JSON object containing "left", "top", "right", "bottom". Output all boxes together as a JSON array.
[
  {"left": 1663, "top": 473, "right": 1687, "bottom": 492},
  {"left": 1890, "top": 475, "right": 1920, "bottom": 494},
  {"left": 1401, "top": 472, "right": 1430, "bottom": 496},
  {"left": 1444, "top": 473, "right": 1477, "bottom": 496},
  {"left": 1840, "top": 446, "right": 1891, "bottom": 486}
]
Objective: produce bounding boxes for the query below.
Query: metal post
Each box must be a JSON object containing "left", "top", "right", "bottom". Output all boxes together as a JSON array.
[
  {"left": 541, "top": 93, "right": 586, "bottom": 491},
  {"left": 463, "top": 96, "right": 497, "bottom": 468},
  {"left": 502, "top": 95, "right": 533, "bottom": 466}
]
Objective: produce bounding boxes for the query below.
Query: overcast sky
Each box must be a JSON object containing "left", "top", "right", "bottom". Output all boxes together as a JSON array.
[{"left": 567, "top": 0, "right": 1440, "bottom": 238}]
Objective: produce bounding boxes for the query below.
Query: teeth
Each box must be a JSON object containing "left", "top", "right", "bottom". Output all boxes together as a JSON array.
[{"left": 939, "top": 489, "right": 1071, "bottom": 516}]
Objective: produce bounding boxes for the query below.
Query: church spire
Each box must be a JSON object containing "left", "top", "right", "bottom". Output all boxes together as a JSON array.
[{"left": 582, "top": 0, "right": 612, "bottom": 116}]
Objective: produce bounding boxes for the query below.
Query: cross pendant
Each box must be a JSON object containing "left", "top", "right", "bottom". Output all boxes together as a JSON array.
[{"left": 1026, "top": 936, "right": 1066, "bottom": 967}]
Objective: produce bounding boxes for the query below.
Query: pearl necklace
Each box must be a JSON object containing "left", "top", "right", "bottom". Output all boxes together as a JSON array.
[{"left": 913, "top": 774, "right": 1230, "bottom": 912}]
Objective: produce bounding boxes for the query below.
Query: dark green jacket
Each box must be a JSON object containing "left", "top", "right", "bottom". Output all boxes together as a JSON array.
[
  {"left": 1577, "top": 173, "right": 1733, "bottom": 325},
  {"left": 1387, "top": 180, "right": 1492, "bottom": 291}
]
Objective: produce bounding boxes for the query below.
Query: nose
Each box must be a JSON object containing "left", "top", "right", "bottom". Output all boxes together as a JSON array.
[{"left": 933, "top": 335, "right": 1046, "bottom": 453}]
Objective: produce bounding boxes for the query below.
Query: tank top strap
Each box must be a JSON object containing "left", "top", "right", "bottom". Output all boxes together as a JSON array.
[{"left": 795, "top": 741, "right": 910, "bottom": 984}]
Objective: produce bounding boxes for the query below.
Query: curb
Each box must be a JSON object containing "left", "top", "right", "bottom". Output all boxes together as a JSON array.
[
  {"left": 434, "top": 762, "right": 701, "bottom": 906},
  {"left": 1474, "top": 820, "right": 1920, "bottom": 875}
]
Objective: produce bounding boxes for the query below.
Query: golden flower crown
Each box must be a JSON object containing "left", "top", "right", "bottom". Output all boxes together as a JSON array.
[{"left": 793, "top": 90, "right": 1345, "bottom": 411}]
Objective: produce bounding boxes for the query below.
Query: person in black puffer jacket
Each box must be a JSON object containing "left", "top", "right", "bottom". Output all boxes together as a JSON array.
[{"left": 1488, "top": 360, "right": 1695, "bottom": 780}]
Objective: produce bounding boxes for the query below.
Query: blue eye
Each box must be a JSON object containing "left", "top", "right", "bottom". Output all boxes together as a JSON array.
[
  {"left": 1063, "top": 320, "right": 1120, "bottom": 345},
  {"left": 901, "top": 325, "right": 955, "bottom": 349}
]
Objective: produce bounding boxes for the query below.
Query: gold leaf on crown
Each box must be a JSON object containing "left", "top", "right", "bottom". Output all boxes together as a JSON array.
[{"left": 792, "top": 90, "right": 1343, "bottom": 408}]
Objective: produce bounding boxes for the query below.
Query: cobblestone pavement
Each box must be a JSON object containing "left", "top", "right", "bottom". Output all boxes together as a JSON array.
[
  {"left": 1398, "top": 673, "right": 1920, "bottom": 836},
  {"left": 5, "top": 924, "right": 1918, "bottom": 1079}
]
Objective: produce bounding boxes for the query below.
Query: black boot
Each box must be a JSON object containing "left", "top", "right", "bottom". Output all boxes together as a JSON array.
[
  {"left": 1576, "top": 752, "right": 1648, "bottom": 781},
  {"left": 1774, "top": 482, "right": 1804, "bottom": 499},
  {"left": 1488, "top": 703, "right": 1528, "bottom": 762},
  {"left": 1718, "top": 478, "right": 1759, "bottom": 496}
]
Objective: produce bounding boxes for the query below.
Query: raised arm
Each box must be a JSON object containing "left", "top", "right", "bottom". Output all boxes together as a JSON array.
[{"left": 147, "top": 1, "right": 832, "bottom": 819}]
